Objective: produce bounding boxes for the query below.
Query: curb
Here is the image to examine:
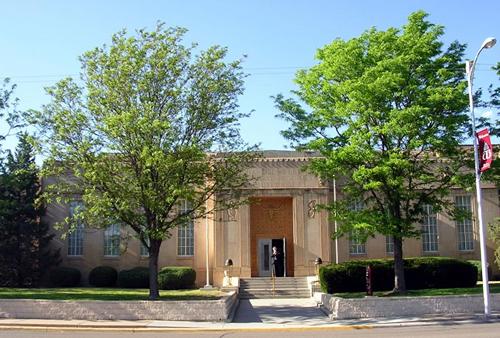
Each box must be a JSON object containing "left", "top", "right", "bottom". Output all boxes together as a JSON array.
[
  {"left": 0, "top": 324, "right": 367, "bottom": 332},
  {"left": 1, "top": 316, "right": 498, "bottom": 332}
]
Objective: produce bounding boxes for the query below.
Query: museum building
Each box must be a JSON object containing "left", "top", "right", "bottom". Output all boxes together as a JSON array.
[{"left": 45, "top": 151, "right": 500, "bottom": 286}]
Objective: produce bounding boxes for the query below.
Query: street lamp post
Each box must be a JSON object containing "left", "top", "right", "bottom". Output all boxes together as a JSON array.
[
  {"left": 202, "top": 199, "right": 214, "bottom": 289},
  {"left": 465, "top": 37, "right": 496, "bottom": 318},
  {"left": 333, "top": 177, "right": 339, "bottom": 264}
]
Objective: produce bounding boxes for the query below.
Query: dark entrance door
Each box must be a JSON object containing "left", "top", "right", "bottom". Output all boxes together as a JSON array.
[{"left": 271, "top": 238, "right": 285, "bottom": 277}]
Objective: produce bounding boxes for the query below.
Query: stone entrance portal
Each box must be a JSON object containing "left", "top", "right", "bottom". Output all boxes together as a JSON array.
[{"left": 250, "top": 197, "right": 294, "bottom": 277}]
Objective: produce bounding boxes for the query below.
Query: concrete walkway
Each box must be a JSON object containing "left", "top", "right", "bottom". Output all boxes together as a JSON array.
[{"left": 233, "top": 298, "right": 329, "bottom": 326}]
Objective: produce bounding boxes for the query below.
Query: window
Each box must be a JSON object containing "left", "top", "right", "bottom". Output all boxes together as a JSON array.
[
  {"left": 349, "top": 233, "right": 366, "bottom": 255},
  {"left": 140, "top": 237, "right": 149, "bottom": 257},
  {"left": 386, "top": 235, "right": 394, "bottom": 254},
  {"left": 177, "top": 200, "right": 194, "bottom": 256},
  {"left": 422, "top": 204, "right": 439, "bottom": 253},
  {"left": 455, "top": 195, "right": 474, "bottom": 251},
  {"left": 68, "top": 201, "right": 84, "bottom": 256},
  {"left": 349, "top": 232, "right": 366, "bottom": 255},
  {"left": 349, "top": 199, "right": 366, "bottom": 255},
  {"left": 104, "top": 224, "right": 120, "bottom": 256},
  {"left": 351, "top": 199, "right": 364, "bottom": 212}
]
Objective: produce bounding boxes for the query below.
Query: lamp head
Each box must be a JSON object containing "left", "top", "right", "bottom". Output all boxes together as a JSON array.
[{"left": 482, "top": 37, "right": 496, "bottom": 49}]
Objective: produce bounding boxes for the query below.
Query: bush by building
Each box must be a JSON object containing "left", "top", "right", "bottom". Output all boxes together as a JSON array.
[
  {"left": 49, "top": 267, "right": 81, "bottom": 287},
  {"left": 467, "top": 260, "right": 493, "bottom": 281},
  {"left": 319, "top": 257, "right": 477, "bottom": 294},
  {"left": 158, "top": 266, "right": 196, "bottom": 290},
  {"left": 117, "top": 267, "right": 149, "bottom": 288},
  {"left": 88, "top": 266, "right": 118, "bottom": 287}
]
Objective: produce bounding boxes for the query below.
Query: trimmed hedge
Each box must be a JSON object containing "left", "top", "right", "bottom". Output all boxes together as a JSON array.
[
  {"left": 118, "top": 267, "right": 149, "bottom": 288},
  {"left": 319, "top": 257, "right": 478, "bottom": 294},
  {"left": 467, "top": 260, "right": 493, "bottom": 281},
  {"left": 158, "top": 266, "right": 196, "bottom": 290},
  {"left": 88, "top": 266, "right": 118, "bottom": 287},
  {"left": 49, "top": 267, "right": 81, "bottom": 287}
]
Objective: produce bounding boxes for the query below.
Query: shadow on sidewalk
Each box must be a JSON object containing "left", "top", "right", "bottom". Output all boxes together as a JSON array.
[
  {"left": 232, "top": 299, "right": 328, "bottom": 325},
  {"left": 232, "top": 299, "right": 263, "bottom": 323}
]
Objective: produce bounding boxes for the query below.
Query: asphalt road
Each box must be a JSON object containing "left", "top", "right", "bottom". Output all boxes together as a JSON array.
[{"left": 1, "top": 322, "right": 500, "bottom": 338}]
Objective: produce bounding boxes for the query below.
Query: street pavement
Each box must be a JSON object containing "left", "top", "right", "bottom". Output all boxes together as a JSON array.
[
  {"left": 0, "top": 297, "right": 498, "bottom": 332},
  {"left": 2, "top": 324, "right": 500, "bottom": 337}
]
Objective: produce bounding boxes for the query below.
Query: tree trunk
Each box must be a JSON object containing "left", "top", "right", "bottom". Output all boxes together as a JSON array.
[
  {"left": 393, "top": 236, "right": 406, "bottom": 293},
  {"left": 148, "top": 239, "right": 161, "bottom": 300}
]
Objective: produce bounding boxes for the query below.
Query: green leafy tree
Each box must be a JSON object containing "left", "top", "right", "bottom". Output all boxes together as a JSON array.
[
  {"left": 29, "top": 24, "right": 257, "bottom": 299},
  {"left": 480, "top": 62, "right": 500, "bottom": 180},
  {"left": 0, "top": 78, "right": 23, "bottom": 157},
  {"left": 485, "top": 62, "right": 500, "bottom": 269},
  {"left": 0, "top": 134, "right": 61, "bottom": 287},
  {"left": 489, "top": 221, "right": 500, "bottom": 270},
  {"left": 275, "top": 11, "right": 470, "bottom": 293},
  {"left": 486, "top": 62, "right": 500, "bottom": 134}
]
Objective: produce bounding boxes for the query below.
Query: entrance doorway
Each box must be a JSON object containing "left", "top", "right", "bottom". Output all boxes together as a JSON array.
[
  {"left": 257, "top": 238, "right": 286, "bottom": 277},
  {"left": 250, "top": 197, "right": 294, "bottom": 277}
]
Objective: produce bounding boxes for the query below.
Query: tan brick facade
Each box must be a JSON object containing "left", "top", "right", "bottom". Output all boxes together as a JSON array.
[{"left": 44, "top": 151, "right": 500, "bottom": 287}]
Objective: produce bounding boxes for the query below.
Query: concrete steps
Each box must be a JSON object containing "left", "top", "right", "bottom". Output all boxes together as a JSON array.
[{"left": 239, "top": 277, "right": 310, "bottom": 299}]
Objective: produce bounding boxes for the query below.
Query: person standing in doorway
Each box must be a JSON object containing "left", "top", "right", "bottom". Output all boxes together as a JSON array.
[{"left": 272, "top": 246, "right": 284, "bottom": 277}]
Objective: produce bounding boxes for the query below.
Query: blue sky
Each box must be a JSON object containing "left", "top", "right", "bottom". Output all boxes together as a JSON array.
[{"left": 1, "top": 0, "right": 499, "bottom": 151}]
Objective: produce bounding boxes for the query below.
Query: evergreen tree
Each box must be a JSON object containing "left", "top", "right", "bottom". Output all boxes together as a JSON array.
[{"left": 0, "top": 134, "right": 60, "bottom": 287}]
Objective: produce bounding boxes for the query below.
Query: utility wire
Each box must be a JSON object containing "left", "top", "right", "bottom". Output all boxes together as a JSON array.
[{"left": 2, "top": 63, "right": 497, "bottom": 83}]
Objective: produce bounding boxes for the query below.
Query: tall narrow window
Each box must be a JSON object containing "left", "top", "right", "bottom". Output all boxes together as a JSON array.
[
  {"left": 68, "top": 201, "right": 84, "bottom": 256},
  {"left": 351, "top": 199, "right": 364, "bottom": 212},
  {"left": 422, "top": 204, "right": 439, "bottom": 253},
  {"left": 177, "top": 200, "right": 194, "bottom": 256},
  {"left": 455, "top": 195, "right": 473, "bottom": 251},
  {"left": 349, "top": 199, "right": 366, "bottom": 255},
  {"left": 104, "top": 224, "right": 120, "bottom": 256},
  {"left": 386, "top": 235, "right": 394, "bottom": 254},
  {"left": 140, "top": 237, "right": 149, "bottom": 257},
  {"left": 349, "top": 232, "right": 366, "bottom": 255}
]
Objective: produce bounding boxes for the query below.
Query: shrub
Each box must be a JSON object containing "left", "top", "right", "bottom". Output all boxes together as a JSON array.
[
  {"left": 467, "top": 260, "right": 492, "bottom": 281},
  {"left": 319, "top": 257, "right": 477, "bottom": 294},
  {"left": 88, "top": 266, "right": 118, "bottom": 287},
  {"left": 158, "top": 266, "right": 196, "bottom": 290},
  {"left": 118, "top": 267, "right": 149, "bottom": 288},
  {"left": 49, "top": 267, "right": 81, "bottom": 287},
  {"left": 404, "top": 257, "right": 477, "bottom": 289},
  {"left": 319, "top": 259, "right": 393, "bottom": 294}
]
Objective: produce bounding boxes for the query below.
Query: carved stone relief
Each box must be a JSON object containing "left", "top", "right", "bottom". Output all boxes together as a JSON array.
[
  {"left": 226, "top": 208, "right": 238, "bottom": 221},
  {"left": 307, "top": 199, "right": 317, "bottom": 218},
  {"left": 263, "top": 203, "right": 282, "bottom": 221}
]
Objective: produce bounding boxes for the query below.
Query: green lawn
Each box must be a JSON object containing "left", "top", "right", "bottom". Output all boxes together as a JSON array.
[
  {"left": 0, "top": 288, "right": 224, "bottom": 301},
  {"left": 332, "top": 283, "right": 500, "bottom": 299}
]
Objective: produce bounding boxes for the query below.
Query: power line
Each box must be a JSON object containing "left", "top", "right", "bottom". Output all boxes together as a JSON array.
[
  {"left": 4, "top": 74, "right": 78, "bottom": 79},
  {"left": 2, "top": 63, "right": 497, "bottom": 83},
  {"left": 3, "top": 63, "right": 497, "bottom": 79}
]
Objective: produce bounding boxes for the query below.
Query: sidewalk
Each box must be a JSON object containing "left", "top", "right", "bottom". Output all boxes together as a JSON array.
[{"left": 0, "top": 298, "right": 498, "bottom": 332}]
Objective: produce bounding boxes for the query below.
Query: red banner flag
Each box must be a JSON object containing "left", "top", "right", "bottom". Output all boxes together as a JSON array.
[{"left": 476, "top": 128, "right": 493, "bottom": 173}]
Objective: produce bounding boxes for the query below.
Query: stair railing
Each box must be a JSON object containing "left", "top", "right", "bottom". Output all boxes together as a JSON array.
[{"left": 271, "top": 262, "right": 276, "bottom": 297}]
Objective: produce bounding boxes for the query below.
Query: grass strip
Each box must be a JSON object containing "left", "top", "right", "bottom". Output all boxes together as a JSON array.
[
  {"left": 0, "top": 288, "right": 224, "bottom": 301},
  {"left": 332, "top": 284, "right": 500, "bottom": 299}
]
